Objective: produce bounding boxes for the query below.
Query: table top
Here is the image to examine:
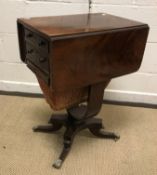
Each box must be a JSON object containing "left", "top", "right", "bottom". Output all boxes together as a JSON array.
[{"left": 18, "top": 13, "right": 146, "bottom": 37}]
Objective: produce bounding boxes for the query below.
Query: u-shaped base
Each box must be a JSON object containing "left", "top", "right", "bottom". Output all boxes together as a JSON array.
[
  {"left": 33, "top": 81, "right": 120, "bottom": 169},
  {"left": 33, "top": 107, "right": 120, "bottom": 169}
]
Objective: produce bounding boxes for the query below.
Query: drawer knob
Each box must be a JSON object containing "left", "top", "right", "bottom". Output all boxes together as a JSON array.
[
  {"left": 38, "top": 41, "right": 46, "bottom": 47},
  {"left": 39, "top": 57, "right": 46, "bottom": 62},
  {"left": 27, "top": 49, "right": 34, "bottom": 54},
  {"left": 26, "top": 33, "right": 33, "bottom": 38}
]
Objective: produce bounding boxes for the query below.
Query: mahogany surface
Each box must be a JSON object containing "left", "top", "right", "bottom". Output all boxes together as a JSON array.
[
  {"left": 51, "top": 27, "right": 148, "bottom": 91},
  {"left": 18, "top": 13, "right": 146, "bottom": 37},
  {"left": 17, "top": 13, "right": 149, "bottom": 169},
  {"left": 18, "top": 13, "right": 149, "bottom": 92}
]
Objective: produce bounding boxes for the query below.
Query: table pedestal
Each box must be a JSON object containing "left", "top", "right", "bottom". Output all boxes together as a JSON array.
[{"left": 33, "top": 81, "right": 120, "bottom": 169}]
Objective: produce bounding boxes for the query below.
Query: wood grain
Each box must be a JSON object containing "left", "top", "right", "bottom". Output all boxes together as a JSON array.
[{"left": 17, "top": 13, "right": 149, "bottom": 108}]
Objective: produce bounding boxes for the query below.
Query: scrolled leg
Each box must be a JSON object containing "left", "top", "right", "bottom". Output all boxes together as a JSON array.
[
  {"left": 53, "top": 127, "right": 75, "bottom": 169},
  {"left": 88, "top": 123, "right": 120, "bottom": 141},
  {"left": 32, "top": 113, "right": 68, "bottom": 133},
  {"left": 32, "top": 123, "right": 62, "bottom": 133},
  {"left": 52, "top": 139, "right": 72, "bottom": 169}
]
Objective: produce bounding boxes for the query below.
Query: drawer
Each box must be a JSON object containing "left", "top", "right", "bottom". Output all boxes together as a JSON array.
[
  {"left": 24, "top": 28, "right": 48, "bottom": 54},
  {"left": 26, "top": 42, "right": 49, "bottom": 75},
  {"left": 27, "top": 60, "right": 49, "bottom": 85}
]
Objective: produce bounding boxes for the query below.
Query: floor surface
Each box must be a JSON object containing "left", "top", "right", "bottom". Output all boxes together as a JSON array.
[{"left": 0, "top": 95, "right": 157, "bottom": 175}]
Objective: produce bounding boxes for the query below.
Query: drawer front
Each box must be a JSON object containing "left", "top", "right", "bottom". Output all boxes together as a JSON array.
[
  {"left": 26, "top": 42, "right": 49, "bottom": 75},
  {"left": 25, "top": 28, "right": 48, "bottom": 54},
  {"left": 27, "top": 60, "right": 49, "bottom": 85}
]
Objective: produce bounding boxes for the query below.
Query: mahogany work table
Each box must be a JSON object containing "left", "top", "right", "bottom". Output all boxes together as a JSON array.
[{"left": 17, "top": 13, "right": 149, "bottom": 169}]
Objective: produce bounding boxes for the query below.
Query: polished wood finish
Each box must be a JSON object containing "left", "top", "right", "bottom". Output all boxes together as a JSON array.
[
  {"left": 51, "top": 27, "right": 148, "bottom": 91},
  {"left": 17, "top": 13, "right": 149, "bottom": 169},
  {"left": 18, "top": 13, "right": 146, "bottom": 37},
  {"left": 17, "top": 13, "right": 149, "bottom": 92}
]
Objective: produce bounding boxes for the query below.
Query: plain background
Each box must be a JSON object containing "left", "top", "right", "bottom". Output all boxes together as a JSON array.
[{"left": 0, "top": 0, "right": 157, "bottom": 104}]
